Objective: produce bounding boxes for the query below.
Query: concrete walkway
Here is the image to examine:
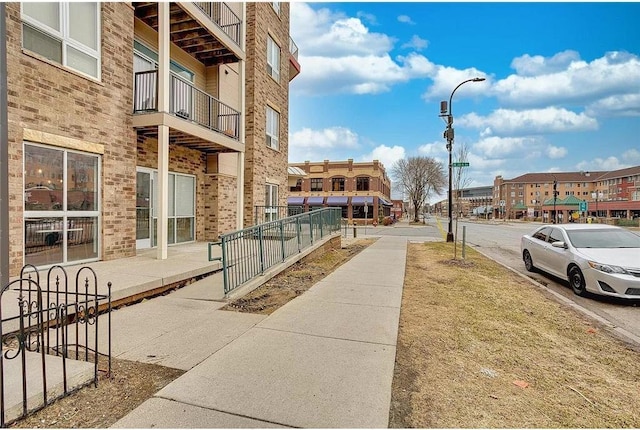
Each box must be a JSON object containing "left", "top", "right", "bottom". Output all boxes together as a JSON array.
[{"left": 111, "top": 235, "right": 409, "bottom": 428}]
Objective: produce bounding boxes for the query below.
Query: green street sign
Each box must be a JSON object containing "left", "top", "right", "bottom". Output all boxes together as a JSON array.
[
  {"left": 452, "top": 162, "right": 470, "bottom": 167},
  {"left": 579, "top": 201, "right": 587, "bottom": 211}
]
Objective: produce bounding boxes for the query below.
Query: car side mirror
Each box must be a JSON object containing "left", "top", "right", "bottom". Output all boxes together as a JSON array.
[{"left": 551, "top": 241, "right": 567, "bottom": 249}]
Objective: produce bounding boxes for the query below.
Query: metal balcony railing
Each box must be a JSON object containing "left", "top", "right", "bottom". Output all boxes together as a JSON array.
[
  {"left": 193, "top": 2, "right": 242, "bottom": 47},
  {"left": 134, "top": 70, "right": 241, "bottom": 141},
  {"left": 289, "top": 36, "right": 299, "bottom": 60}
]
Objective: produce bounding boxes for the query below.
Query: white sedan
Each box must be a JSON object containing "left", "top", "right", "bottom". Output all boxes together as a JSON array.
[{"left": 520, "top": 224, "right": 640, "bottom": 299}]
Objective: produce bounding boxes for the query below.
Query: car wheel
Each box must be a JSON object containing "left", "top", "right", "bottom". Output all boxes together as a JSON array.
[
  {"left": 523, "top": 250, "right": 535, "bottom": 272},
  {"left": 45, "top": 232, "right": 59, "bottom": 246},
  {"left": 569, "top": 266, "right": 587, "bottom": 296}
]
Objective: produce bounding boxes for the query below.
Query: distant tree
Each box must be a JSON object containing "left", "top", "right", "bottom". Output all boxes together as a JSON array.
[
  {"left": 452, "top": 142, "right": 472, "bottom": 258},
  {"left": 392, "top": 157, "right": 446, "bottom": 223}
]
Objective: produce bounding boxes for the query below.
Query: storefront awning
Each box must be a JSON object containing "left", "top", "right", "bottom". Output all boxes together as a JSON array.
[
  {"left": 378, "top": 197, "right": 393, "bottom": 206},
  {"left": 351, "top": 196, "right": 374, "bottom": 205},
  {"left": 306, "top": 196, "right": 325, "bottom": 205},
  {"left": 287, "top": 196, "right": 305, "bottom": 205},
  {"left": 326, "top": 196, "right": 349, "bottom": 205}
]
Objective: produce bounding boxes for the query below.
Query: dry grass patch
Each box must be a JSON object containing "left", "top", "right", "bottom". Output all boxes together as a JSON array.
[{"left": 390, "top": 242, "right": 640, "bottom": 428}]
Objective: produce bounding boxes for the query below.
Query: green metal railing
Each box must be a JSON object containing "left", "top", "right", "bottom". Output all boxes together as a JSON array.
[{"left": 210, "top": 207, "right": 341, "bottom": 295}]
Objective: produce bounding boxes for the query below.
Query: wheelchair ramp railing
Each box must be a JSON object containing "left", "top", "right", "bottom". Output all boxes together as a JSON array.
[{"left": 210, "top": 207, "right": 341, "bottom": 295}]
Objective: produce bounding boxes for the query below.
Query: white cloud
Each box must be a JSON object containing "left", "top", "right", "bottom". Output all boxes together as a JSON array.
[
  {"left": 459, "top": 107, "right": 598, "bottom": 136},
  {"left": 417, "top": 142, "right": 445, "bottom": 157},
  {"left": 397, "top": 15, "right": 415, "bottom": 25},
  {"left": 493, "top": 51, "right": 640, "bottom": 108},
  {"left": 289, "top": 127, "right": 361, "bottom": 162},
  {"left": 361, "top": 145, "right": 406, "bottom": 170},
  {"left": 546, "top": 145, "right": 568, "bottom": 159},
  {"left": 291, "top": 3, "right": 438, "bottom": 96},
  {"left": 401, "top": 35, "right": 428, "bottom": 51},
  {"left": 576, "top": 148, "right": 640, "bottom": 171},
  {"left": 356, "top": 11, "right": 378, "bottom": 26},
  {"left": 511, "top": 50, "right": 581, "bottom": 76},
  {"left": 473, "top": 136, "right": 543, "bottom": 159},
  {"left": 585, "top": 93, "right": 640, "bottom": 117},
  {"left": 421, "top": 66, "right": 490, "bottom": 101}
]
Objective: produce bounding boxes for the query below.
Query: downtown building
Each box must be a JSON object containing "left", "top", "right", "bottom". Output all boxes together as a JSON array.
[
  {"left": 494, "top": 166, "right": 640, "bottom": 222},
  {"left": 287, "top": 159, "right": 393, "bottom": 224},
  {"left": 4, "top": 2, "right": 299, "bottom": 277}
]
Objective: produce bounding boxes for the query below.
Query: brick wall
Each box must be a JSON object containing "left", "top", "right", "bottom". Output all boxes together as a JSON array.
[
  {"left": 5, "top": 2, "right": 136, "bottom": 276},
  {"left": 243, "top": 3, "right": 290, "bottom": 227}
]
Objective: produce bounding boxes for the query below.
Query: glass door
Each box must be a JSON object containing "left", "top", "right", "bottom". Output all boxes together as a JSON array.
[{"left": 136, "top": 170, "right": 153, "bottom": 249}]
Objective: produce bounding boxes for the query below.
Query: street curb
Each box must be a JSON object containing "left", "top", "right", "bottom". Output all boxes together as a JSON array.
[{"left": 472, "top": 247, "right": 640, "bottom": 349}]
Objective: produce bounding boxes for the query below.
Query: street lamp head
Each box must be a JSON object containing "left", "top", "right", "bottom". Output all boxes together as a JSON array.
[{"left": 472, "top": 77, "right": 486, "bottom": 82}]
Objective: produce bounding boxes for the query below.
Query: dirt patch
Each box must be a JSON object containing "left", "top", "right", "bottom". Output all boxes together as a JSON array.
[
  {"left": 222, "top": 238, "right": 378, "bottom": 315},
  {"left": 389, "top": 241, "right": 640, "bottom": 428},
  {"left": 10, "top": 356, "right": 184, "bottom": 429}
]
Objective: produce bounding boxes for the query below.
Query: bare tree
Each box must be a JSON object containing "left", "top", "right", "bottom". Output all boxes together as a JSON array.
[
  {"left": 452, "top": 142, "right": 472, "bottom": 258},
  {"left": 392, "top": 157, "right": 446, "bottom": 223}
]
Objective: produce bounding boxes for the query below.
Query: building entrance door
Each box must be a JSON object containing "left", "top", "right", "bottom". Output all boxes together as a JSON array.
[{"left": 136, "top": 170, "right": 154, "bottom": 249}]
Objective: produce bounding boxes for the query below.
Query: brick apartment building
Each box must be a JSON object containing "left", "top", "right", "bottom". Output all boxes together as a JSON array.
[
  {"left": 4, "top": 2, "right": 298, "bottom": 277},
  {"left": 494, "top": 166, "right": 640, "bottom": 222},
  {"left": 287, "top": 159, "right": 393, "bottom": 224}
]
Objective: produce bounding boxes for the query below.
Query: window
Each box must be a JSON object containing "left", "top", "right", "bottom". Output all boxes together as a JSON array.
[
  {"left": 267, "top": 35, "right": 280, "bottom": 82},
  {"left": 265, "top": 183, "right": 278, "bottom": 222},
  {"left": 24, "top": 143, "right": 100, "bottom": 267},
  {"left": 310, "top": 178, "right": 323, "bottom": 192},
  {"left": 266, "top": 105, "right": 279, "bottom": 150},
  {"left": 332, "top": 177, "right": 345, "bottom": 191},
  {"left": 290, "top": 179, "right": 302, "bottom": 192},
  {"left": 356, "top": 177, "right": 369, "bottom": 191},
  {"left": 272, "top": 2, "right": 280, "bottom": 14},
  {"left": 22, "top": 2, "right": 101, "bottom": 79}
]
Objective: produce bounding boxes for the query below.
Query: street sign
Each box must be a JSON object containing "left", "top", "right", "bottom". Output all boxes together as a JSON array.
[
  {"left": 452, "top": 162, "right": 470, "bottom": 167},
  {"left": 579, "top": 201, "right": 587, "bottom": 211},
  {"left": 499, "top": 200, "right": 505, "bottom": 207}
]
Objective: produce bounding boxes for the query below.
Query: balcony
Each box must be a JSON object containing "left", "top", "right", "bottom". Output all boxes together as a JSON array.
[
  {"left": 133, "top": 70, "right": 242, "bottom": 153},
  {"left": 289, "top": 36, "right": 301, "bottom": 81},
  {"left": 134, "top": 2, "right": 244, "bottom": 66}
]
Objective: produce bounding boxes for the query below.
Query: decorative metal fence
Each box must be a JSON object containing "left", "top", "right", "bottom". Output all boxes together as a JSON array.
[
  {"left": 0, "top": 265, "right": 112, "bottom": 427},
  {"left": 193, "top": 2, "right": 242, "bottom": 47},
  {"left": 211, "top": 207, "right": 341, "bottom": 295}
]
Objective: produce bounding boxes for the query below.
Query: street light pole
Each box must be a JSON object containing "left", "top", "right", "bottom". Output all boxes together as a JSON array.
[{"left": 440, "top": 77, "right": 485, "bottom": 242}]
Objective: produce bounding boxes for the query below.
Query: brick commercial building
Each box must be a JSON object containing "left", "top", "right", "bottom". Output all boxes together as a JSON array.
[
  {"left": 287, "top": 159, "right": 393, "bottom": 224},
  {"left": 494, "top": 166, "right": 640, "bottom": 222},
  {"left": 4, "top": 2, "right": 298, "bottom": 277}
]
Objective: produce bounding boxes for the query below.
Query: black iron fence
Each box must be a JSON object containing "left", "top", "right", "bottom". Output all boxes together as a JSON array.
[
  {"left": 0, "top": 265, "right": 112, "bottom": 427},
  {"left": 211, "top": 207, "right": 341, "bottom": 295},
  {"left": 134, "top": 71, "right": 241, "bottom": 141},
  {"left": 193, "top": 2, "right": 242, "bottom": 47}
]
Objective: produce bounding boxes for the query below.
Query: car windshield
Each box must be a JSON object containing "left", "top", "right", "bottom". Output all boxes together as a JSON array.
[{"left": 566, "top": 229, "right": 640, "bottom": 249}]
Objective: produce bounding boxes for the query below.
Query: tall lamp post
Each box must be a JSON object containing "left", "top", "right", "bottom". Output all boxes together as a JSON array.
[
  {"left": 440, "top": 77, "right": 485, "bottom": 242},
  {"left": 591, "top": 191, "right": 602, "bottom": 218}
]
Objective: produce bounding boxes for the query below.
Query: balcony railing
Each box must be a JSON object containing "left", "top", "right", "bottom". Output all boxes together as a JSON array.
[
  {"left": 134, "top": 70, "right": 241, "bottom": 141},
  {"left": 289, "top": 36, "right": 299, "bottom": 60},
  {"left": 193, "top": 2, "right": 242, "bottom": 47}
]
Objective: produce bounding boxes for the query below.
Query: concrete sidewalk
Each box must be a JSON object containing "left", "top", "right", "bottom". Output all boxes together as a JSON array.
[{"left": 111, "top": 235, "right": 409, "bottom": 428}]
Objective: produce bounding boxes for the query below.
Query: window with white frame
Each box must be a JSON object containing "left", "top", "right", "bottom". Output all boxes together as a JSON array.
[
  {"left": 265, "top": 183, "right": 279, "bottom": 222},
  {"left": 267, "top": 35, "right": 280, "bottom": 82},
  {"left": 22, "top": 2, "right": 101, "bottom": 79},
  {"left": 266, "top": 105, "right": 279, "bottom": 150}
]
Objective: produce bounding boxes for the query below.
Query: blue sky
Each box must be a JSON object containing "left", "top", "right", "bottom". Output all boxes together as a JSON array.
[{"left": 287, "top": 2, "right": 640, "bottom": 199}]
